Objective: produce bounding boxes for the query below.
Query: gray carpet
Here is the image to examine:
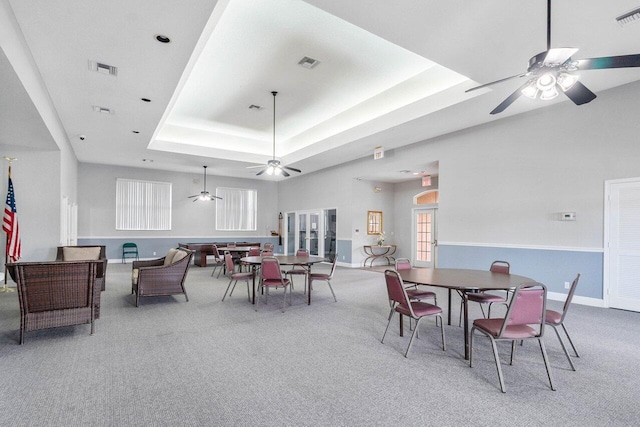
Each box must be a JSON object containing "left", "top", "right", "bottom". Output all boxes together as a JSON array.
[{"left": 1, "top": 262, "right": 639, "bottom": 426}]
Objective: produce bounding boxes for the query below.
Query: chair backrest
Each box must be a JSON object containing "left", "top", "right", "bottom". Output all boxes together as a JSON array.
[
  {"left": 123, "top": 242, "right": 137, "bottom": 251},
  {"left": 261, "top": 257, "right": 283, "bottom": 281},
  {"left": 248, "top": 247, "right": 261, "bottom": 257},
  {"left": 212, "top": 244, "right": 221, "bottom": 258},
  {"left": 395, "top": 258, "right": 412, "bottom": 271},
  {"left": 501, "top": 282, "right": 546, "bottom": 337},
  {"left": 227, "top": 243, "right": 237, "bottom": 248},
  {"left": 261, "top": 250, "right": 273, "bottom": 256},
  {"left": 224, "top": 252, "right": 235, "bottom": 274},
  {"left": 490, "top": 260, "right": 510, "bottom": 274},
  {"left": 384, "top": 269, "right": 413, "bottom": 316},
  {"left": 264, "top": 243, "right": 274, "bottom": 251},
  {"left": 328, "top": 253, "right": 339, "bottom": 278},
  {"left": 560, "top": 273, "right": 581, "bottom": 321},
  {"left": 296, "top": 249, "right": 309, "bottom": 256}
]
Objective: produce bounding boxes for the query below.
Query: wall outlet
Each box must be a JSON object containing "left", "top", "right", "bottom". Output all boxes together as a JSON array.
[
  {"left": 564, "top": 281, "right": 570, "bottom": 289},
  {"left": 153, "top": 251, "right": 156, "bottom": 256},
  {"left": 341, "top": 255, "right": 345, "bottom": 260}
]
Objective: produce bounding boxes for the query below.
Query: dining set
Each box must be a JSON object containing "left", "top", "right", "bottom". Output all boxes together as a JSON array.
[{"left": 385, "top": 260, "right": 581, "bottom": 393}]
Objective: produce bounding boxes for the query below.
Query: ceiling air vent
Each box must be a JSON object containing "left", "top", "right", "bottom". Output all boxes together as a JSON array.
[
  {"left": 616, "top": 7, "right": 640, "bottom": 27},
  {"left": 92, "top": 105, "right": 113, "bottom": 114},
  {"left": 88, "top": 60, "right": 118, "bottom": 76},
  {"left": 298, "top": 56, "right": 320, "bottom": 69}
]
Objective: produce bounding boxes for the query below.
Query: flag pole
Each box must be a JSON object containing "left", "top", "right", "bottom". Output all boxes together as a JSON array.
[{"left": 1, "top": 156, "right": 17, "bottom": 293}]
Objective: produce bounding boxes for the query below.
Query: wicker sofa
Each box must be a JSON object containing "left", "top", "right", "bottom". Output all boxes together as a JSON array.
[
  {"left": 131, "top": 248, "right": 193, "bottom": 307},
  {"left": 7, "top": 260, "right": 102, "bottom": 344}
]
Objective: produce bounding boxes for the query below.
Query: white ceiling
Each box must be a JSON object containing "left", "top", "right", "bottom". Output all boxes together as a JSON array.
[{"left": 3, "top": 0, "right": 640, "bottom": 182}]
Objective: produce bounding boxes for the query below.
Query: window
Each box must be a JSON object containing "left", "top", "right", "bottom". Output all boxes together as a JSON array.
[
  {"left": 116, "top": 179, "right": 172, "bottom": 230},
  {"left": 216, "top": 187, "right": 257, "bottom": 231},
  {"left": 367, "top": 211, "right": 383, "bottom": 235}
]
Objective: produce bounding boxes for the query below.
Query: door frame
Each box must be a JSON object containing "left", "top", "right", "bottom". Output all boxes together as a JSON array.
[
  {"left": 284, "top": 209, "right": 324, "bottom": 256},
  {"left": 604, "top": 176, "right": 640, "bottom": 309},
  {"left": 411, "top": 206, "right": 438, "bottom": 268}
]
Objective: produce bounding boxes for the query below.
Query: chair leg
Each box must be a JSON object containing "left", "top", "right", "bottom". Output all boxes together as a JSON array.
[
  {"left": 404, "top": 316, "right": 423, "bottom": 358},
  {"left": 552, "top": 324, "right": 576, "bottom": 371},
  {"left": 245, "top": 279, "right": 251, "bottom": 302},
  {"left": 510, "top": 340, "right": 517, "bottom": 365},
  {"left": 281, "top": 285, "right": 288, "bottom": 312},
  {"left": 381, "top": 310, "right": 396, "bottom": 344},
  {"left": 438, "top": 314, "right": 446, "bottom": 351},
  {"left": 229, "top": 280, "right": 238, "bottom": 297},
  {"left": 255, "top": 285, "right": 261, "bottom": 311},
  {"left": 222, "top": 279, "right": 234, "bottom": 301},
  {"left": 489, "top": 338, "right": 506, "bottom": 393},
  {"left": 538, "top": 338, "right": 556, "bottom": 391},
  {"left": 561, "top": 323, "right": 580, "bottom": 357},
  {"left": 326, "top": 279, "right": 337, "bottom": 302}
]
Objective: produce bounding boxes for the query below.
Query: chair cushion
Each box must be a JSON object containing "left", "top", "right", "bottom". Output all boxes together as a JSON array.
[
  {"left": 62, "top": 246, "right": 101, "bottom": 261},
  {"left": 172, "top": 250, "right": 188, "bottom": 263},
  {"left": 163, "top": 248, "right": 179, "bottom": 266},
  {"left": 473, "top": 318, "right": 538, "bottom": 339},
  {"left": 132, "top": 269, "right": 139, "bottom": 285},
  {"left": 467, "top": 292, "right": 506, "bottom": 303},
  {"left": 261, "top": 278, "right": 290, "bottom": 287},
  {"left": 396, "top": 301, "right": 441, "bottom": 317},
  {"left": 406, "top": 289, "right": 436, "bottom": 300},
  {"left": 545, "top": 309, "right": 563, "bottom": 325},
  {"left": 231, "top": 272, "right": 254, "bottom": 280}
]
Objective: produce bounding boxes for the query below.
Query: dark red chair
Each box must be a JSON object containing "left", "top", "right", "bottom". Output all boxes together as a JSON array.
[
  {"left": 256, "top": 257, "right": 291, "bottom": 312},
  {"left": 222, "top": 252, "right": 254, "bottom": 302},
  {"left": 284, "top": 249, "right": 310, "bottom": 293},
  {"left": 307, "top": 254, "right": 338, "bottom": 304},
  {"left": 470, "top": 282, "right": 555, "bottom": 393},
  {"left": 381, "top": 269, "right": 445, "bottom": 358},
  {"left": 546, "top": 274, "right": 581, "bottom": 371},
  {"left": 461, "top": 260, "right": 511, "bottom": 326}
]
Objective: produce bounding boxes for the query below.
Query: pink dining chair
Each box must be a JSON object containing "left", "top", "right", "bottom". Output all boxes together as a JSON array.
[
  {"left": 256, "top": 257, "right": 291, "bottom": 312},
  {"left": 460, "top": 260, "right": 511, "bottom": 326},
  {"left": 283, "top": 249, "right": 309, "bottom": 293},
  {"left": 261, "top": 250, "right": 273, "bottom": 256},
  {"left": 469, "top": 282, "right": 555, "bottom": 393},
  {"left": 263, "top": 243, "right": 274, "bottom": 252},
  {"left": 381, "top": 269, "right": 445, "bottom": 358},
  {"left": 241, "top": 247, "right": 261, "bottom": 272},
  {"left": 395, "top": 258, "right": 437, "bottom": 304},
  {"left": 307, "top": 254, "right": 338, "bottom": 304},
  {"left": 208, "top": 244, "right": 225, "bottom": 278},
  {"left": 546, "top": 273, "right": 581, "bottom": 371},
  {"left": 221, "top": 253, "right": 253, "bottom": 302}
]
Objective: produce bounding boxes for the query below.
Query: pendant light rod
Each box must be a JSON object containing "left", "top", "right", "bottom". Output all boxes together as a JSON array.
[
  {"left": 203, "top": 165, "right": 207, "bottom": 191},
  {"left": 271, "top": 91, "right": 277, "bottom": 160},
  {"left": 546, "top": 0, "right": 551, "bottom": 51}
]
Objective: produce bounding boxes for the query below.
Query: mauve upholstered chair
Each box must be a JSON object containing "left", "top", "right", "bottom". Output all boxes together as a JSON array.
[
  {"left": 222, "top": 252, "right": 254, "bottom": 302},
  {"left": 256, "top": 257, "right": 291, "bottom": 312},
  {"left": 470, "top": 282, "right": 555, "bottom": 393},
  {"left": 461, "top": 260, "right": 511, "bottom": 326},
  {"left": 546, "top": 273, "right": 581, "bottom": 371},
  {"left": 381, "top": 269, "right": 445, "bottom": 358},
  {"left": 307, "top": 254, "right": 338, "bottom": 305},
  {"left": 283, "top": 249, "right": 310, "bottom": 293}
]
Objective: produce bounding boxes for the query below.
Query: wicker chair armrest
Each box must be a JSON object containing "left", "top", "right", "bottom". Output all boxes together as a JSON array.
[{"left": 133, "top": 258, "right": 165, "bottom": 269}]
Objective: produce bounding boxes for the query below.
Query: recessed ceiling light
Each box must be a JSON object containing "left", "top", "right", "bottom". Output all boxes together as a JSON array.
[
  {"left": 140, "top": 98, "right": 151, "bottom": 102},
  {"left": 132, "top": 130, "right": 140, "bottom": 134},
  {"left": 155, "top": 34, "right": 171, "bottom": 43},
  {"left": 142, "top": 159, "right": 154, "bottom": 162}
]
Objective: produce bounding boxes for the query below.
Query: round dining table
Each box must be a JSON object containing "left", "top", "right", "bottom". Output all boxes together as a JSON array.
[
  {"left": 240, "top": 255, "right": 327, "bottom": 305},
  {"left": 397, "top": 268, "right": 535, "bottom": 360}
]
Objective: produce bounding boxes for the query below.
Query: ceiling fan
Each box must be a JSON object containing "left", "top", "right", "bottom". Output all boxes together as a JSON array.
[
  {"left": 466, "top": 0, "right": 640, "bottom": 114},
  {"left": 188, "top": 166, "right": 222, "bottom": 202},
  {"left": 247, "top": 91, "right": 301, "bottom": 177}
]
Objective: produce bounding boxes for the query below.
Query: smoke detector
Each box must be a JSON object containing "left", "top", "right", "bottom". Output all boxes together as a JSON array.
[{"left": 298, "top": 56, "right": 320, "bottom": 69}]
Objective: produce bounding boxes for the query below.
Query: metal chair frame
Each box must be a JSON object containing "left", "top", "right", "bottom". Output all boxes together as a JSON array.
[{"left": 546, "top": 273, "right": 581, "bottom": 371}]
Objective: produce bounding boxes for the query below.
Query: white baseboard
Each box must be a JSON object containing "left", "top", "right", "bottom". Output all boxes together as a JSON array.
[{"left": 547, "top": 291, "right": 605, "bottom": 308}]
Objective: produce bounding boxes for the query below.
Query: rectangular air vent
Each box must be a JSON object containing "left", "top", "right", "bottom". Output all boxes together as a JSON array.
[
  {"left": 92, "top": 105, "right": 113, "bottom": 114},
  {"left": 298, "top": 56, "right": 320, "bottom": 69},
  {"left": 616, "top": 7, "right": 640, "bottom": 27},
  {"left": 88, "top": 60, "right": 118, "bottom": 76}
]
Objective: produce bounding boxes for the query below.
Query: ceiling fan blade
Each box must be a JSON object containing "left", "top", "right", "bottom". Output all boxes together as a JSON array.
[
  {"left": 489, "top": 81, "right": 531, "bottom": 115},
  {"left": 188, "top": 195, "right": 199, "bottom": 198},
  {"left": 281, "top": 169, "right": 290, "bottom": 177},
  {"left": 246, "top": 165, "right": 265, "bottom": 169},
  {"left": 465, "top": 73, "right": 529, "bottom": 93},
  {"left": 562, "top": 81, "right": 597, "bottom": 106},
  {"left": 574, "top": 54, "right": 640, "bottom": 70},
  {"left": 282, "top": 165, "right": 301, "bottom": 173},
  {"left": 543, "top": 48, "right": 579, "bottom": 66},
  {"left": 256, "top": 168, "right": 266, "bottom": 176},
  {"left": 214, "top": 195, "right": 223, "bottom": 200}
]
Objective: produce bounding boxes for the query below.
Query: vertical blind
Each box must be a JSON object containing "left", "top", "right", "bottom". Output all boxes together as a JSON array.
[
  {"left": 216, "top": 187, "right": 257, "bottom": 231},
  {"left": 116, "top": 178, "right": 172, "bottom": 230}
]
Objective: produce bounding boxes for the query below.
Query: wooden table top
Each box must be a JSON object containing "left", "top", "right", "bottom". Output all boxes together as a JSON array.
[
  {"left": 397, "top": 267, "right": 535, "bottom": 291},
  {"left": 240, "top": 255, "right": 326, "bottom": 265}
]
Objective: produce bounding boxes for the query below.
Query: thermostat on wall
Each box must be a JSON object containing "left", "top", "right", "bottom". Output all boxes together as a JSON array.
[{"left": 560, "top": 212, "right": 576, "bottom": 221}]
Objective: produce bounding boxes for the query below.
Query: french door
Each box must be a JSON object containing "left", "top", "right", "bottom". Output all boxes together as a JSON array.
[
  {"left": 413, "top": 208, "right": 436, "bottom": 268},
  {"left": 285, "top": 209, "right": 336, "bottom": 258},
  {"left": 605, "top": 178, "right": 640, "bottom": 312}
]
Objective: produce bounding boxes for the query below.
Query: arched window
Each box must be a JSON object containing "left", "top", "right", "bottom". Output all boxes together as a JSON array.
[{"left": 414, "top": 190, "right": 439, "bottom": 205}]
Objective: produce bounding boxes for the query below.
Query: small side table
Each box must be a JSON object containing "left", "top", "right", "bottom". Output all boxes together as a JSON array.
[{"left": 363, "top": 245, "right": 397, "bottom": 268}]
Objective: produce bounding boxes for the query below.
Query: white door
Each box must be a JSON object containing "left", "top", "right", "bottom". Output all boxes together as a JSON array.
[
  {"left": 413, "top": 208, "right": 436, "bottom": 268},
  {"left": 606, "top": 178, "right": 640, "bottom": 312}
]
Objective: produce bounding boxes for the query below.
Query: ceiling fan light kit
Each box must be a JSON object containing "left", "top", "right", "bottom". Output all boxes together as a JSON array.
[
  {"left": 467, "top": 0, "right": 640, "bottom": 114},
  {"left": 188, "top": 165, "right": 222, "bottom": 201},
  {"left": 247, "top": 91, "right": 302, "bottom": 178}
]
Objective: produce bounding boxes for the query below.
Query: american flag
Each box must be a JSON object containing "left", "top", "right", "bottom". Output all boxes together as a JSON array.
[{"left": 3, "top": 166, "right": 21, "bottom": 262}]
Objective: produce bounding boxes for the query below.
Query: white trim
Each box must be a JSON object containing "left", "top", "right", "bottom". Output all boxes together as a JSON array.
[
  {"left": 438, "top": 241, "right": 603, "bottom": 253},
  {"left": 78, "top": 235, "right": 276, "bottom": 239},
  {"left": 547, "top": 291, "right": 605, "bottom": 308}
]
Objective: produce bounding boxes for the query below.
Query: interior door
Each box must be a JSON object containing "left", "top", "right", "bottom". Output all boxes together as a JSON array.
[
  {"left": 606, "top": 179, "right": 640, "bottom": 312},
  {"left": 295, "top": 211, "right": 322, "bottom": 256},
  {"left": 413, "top": 208, "right": 436, "bottom": 268}
]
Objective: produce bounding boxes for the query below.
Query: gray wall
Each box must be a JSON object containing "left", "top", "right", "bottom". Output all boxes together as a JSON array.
[{"left": 77, "top": 163, "right": 279, "bottom": 259}]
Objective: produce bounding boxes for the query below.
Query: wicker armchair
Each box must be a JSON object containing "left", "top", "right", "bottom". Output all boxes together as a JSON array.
[
  {"left": 8, "top": 260, "right": 102, "bottom": 344},
  {"left": 56, "top": 245, "right": 107, "bottom": 291},
  {"left": 131, "top": 248, "right": 193, "bottom": 307}
]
